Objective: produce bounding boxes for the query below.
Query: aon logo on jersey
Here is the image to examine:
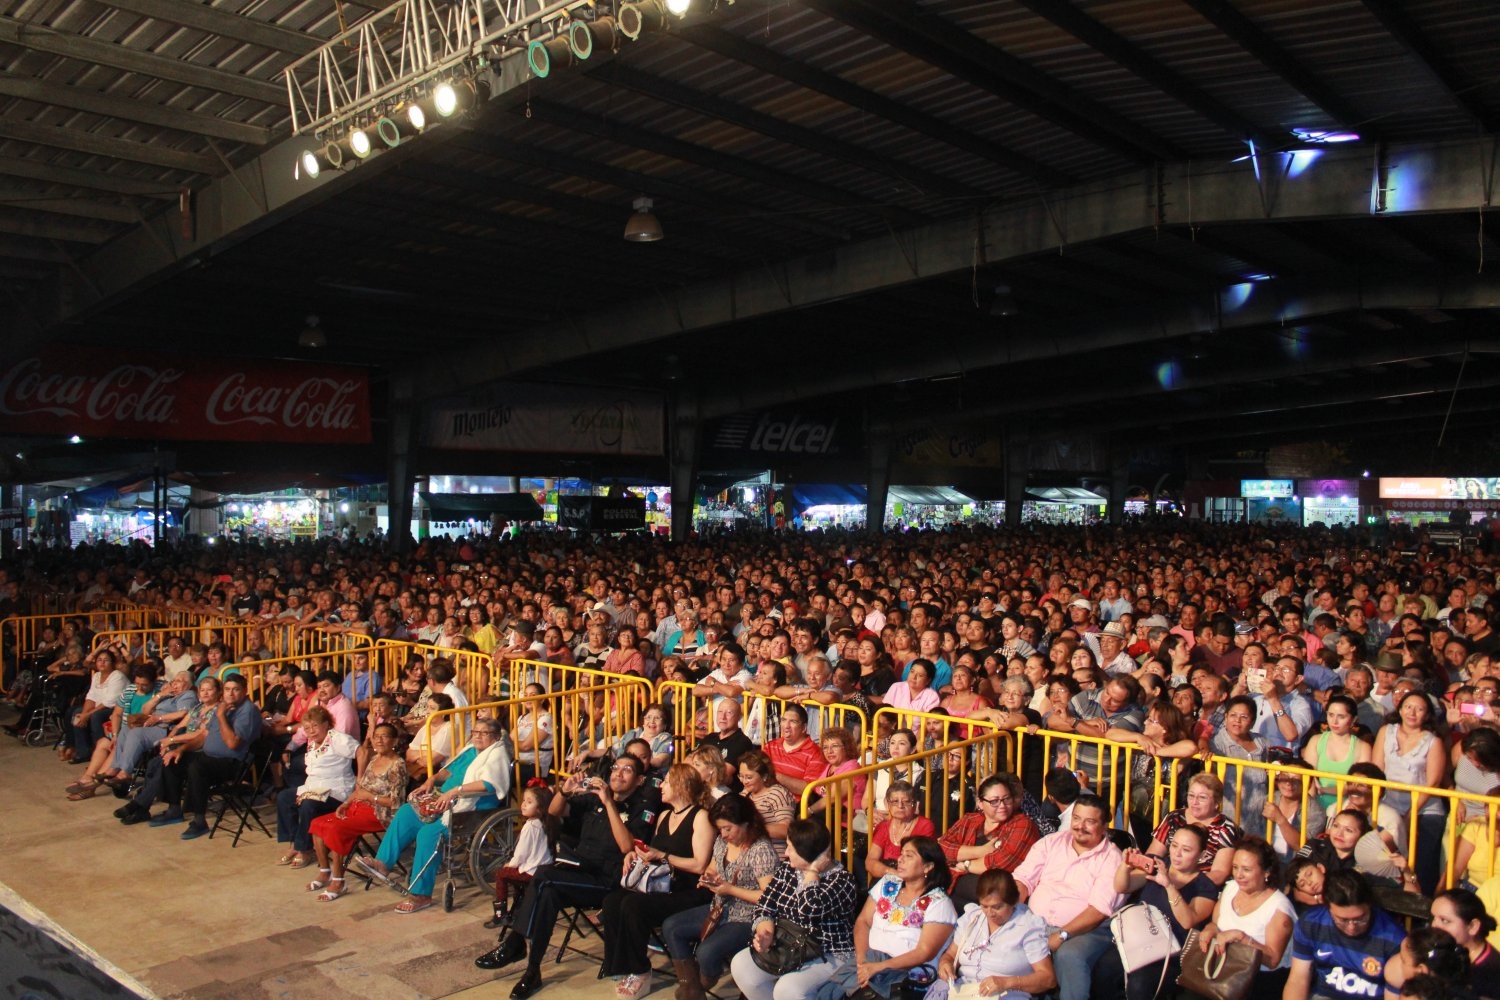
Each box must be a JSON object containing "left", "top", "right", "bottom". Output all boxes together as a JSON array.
[{"left": 1324, "top": 966, "right": 1380, "bottom": 997}]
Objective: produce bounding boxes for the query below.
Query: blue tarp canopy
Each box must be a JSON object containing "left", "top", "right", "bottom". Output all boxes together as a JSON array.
[{"left": 791, "top": 484, "right": 869, "bottom": 507}]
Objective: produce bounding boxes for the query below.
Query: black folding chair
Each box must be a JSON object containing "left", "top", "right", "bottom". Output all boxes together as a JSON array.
[{"left": 208, "top": 746, "right": 276, "bottom": 846}]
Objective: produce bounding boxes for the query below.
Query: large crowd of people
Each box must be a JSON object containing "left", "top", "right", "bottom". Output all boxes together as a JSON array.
[{"left": 5, "top": 520, "right": 1500, "bottom": 1000}]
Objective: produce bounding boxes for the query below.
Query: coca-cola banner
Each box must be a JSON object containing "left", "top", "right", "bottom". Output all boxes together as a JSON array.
[
  {"left": 423, "top": 383, "right": 663, "bottom": 456},
  {"left": 0, "top": 352, "right": 370, "bottom": 444}
]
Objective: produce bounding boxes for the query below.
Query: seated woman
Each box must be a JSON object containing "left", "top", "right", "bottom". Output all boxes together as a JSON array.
[
  {"left": 66, "top": 660, "right": 160, "bottom": 800},
  {"left": 63, "top": 647, "right": 126, "bottom": 765},
  {"left": 1146, "top": 773, "right": 1241, "bottom": 885},
  {"left": 1427, "top": 889, "right": 1500, "bottom": 1000},
  {"left": 1196, "top": 837, "right": 1296, "bottom": 996},
  {"left": 935, "top": 868, "right": 1055, "bottom": 1000},
  {"left": 610, "top": 702, "right": 674, "bottom": 779},
  {"left": 805, "top": 726, "right": 866, "bottom": 818},
  {"left": 1295, "top": 808, "right": 1420, "bottom": 894},
  {"left": 405, "top": 691, "right": 455, "bottom": 780},
  {"left": 353, "top": 718, "right": 510, "bottom": 913},
  {"left": 307, "top": 722, "right": 406, "bottom": 901},
  {"left": 737, "top": 750, "right": 794, "bottom": 858},
  {"left": 862, "top": 728, "right": 925, "bottom": 831},
  {"left": 881, "top": 659, "right": 941, "bottom": 719},
  {"left": 851, "top": 835, "right": 957, "bottom": 1000},
  {"left": 1094, "top": 824, "right": 1217, "bottom": 1000},
  {"left": 599, "top": 763, "right": 716, "bottom": 998},
  {"left": 512, "top": 682, "right": 554, "bottom": 787},
  {"left": 866, "top": 781, "right": 936, "bottom": 882},
  {"left": 661, "top": 794, "right": 779, "bottom": 1000},
  {"left": 729, "top": 819, "right": 862, "bottom": 1000},
  {"left": 276, "top": 706, "right": 359, "bottom": 869},
  {"left": 938, "top": 773, "right": 1039, "bottom": 907}
]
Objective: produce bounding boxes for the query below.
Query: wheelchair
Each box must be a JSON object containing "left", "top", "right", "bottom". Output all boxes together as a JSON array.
[
  {"left": 378, "top": 805, "right": 525, "bottom": 912},
  {"left": 21, "top": 673, "right": 67, "bottom": 748}
]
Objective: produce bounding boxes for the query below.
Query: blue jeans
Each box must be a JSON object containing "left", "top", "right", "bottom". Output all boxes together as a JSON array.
[
  {"left": 1047, "top": 922, "right": 1114, "bottom": 1000},
  {"left": 661, "top": 906, "right": 751, "bottom": 983}
]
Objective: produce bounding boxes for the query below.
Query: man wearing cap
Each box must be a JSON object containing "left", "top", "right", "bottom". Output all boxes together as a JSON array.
[
  {"left": 1090, "top": 622, "right": 1135, "bottom": 677},
  {"left": 1066, "top": 598, "right": 1096, "bottom": 635}
]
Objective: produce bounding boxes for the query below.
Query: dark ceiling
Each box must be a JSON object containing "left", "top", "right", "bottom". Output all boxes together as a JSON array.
[{"left": 1, "top": 0, "right": 1499, "bottom": 488}]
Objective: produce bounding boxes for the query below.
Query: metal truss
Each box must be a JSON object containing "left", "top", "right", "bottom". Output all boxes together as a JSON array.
[{"left": 284, "top": 0, "right": 598, "bottom": 137}]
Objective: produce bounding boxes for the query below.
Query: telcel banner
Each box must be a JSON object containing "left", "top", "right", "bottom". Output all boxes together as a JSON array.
[
  {"left": 424, "top": 383, "right": 663, "bottom": 456},
  {"left": 0, "top": 352, "right": 370, "bottom": 443}
]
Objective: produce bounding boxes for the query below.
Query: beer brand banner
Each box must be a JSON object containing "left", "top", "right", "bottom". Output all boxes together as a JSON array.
[
  {"left": 0, "top": 352, "right": 370, "bottom": 443},
  {"left": 894, "top": 423, "right": 1002, "bottom": 468},
  {"left": 423, "top": 383, "right": 664, "bottom": 456}
]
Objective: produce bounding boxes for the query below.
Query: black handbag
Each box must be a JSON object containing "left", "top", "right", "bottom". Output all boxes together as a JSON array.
[{"left": 751, "top": 917, "right": 824, "bottom": 976}]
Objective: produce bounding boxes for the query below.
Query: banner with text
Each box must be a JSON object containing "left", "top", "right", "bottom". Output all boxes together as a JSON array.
[
  {"left": 702, "top": 408, "right": 860, "bottom": 465},
  {"left": 0, "top": 351, "right": 370, "bottom": 444},
  {"left": 424, "top": 384, "right": 664, "bottom": 456},
  {"left": 894, "top": 423, "right": 1002, "bottom": 469}
]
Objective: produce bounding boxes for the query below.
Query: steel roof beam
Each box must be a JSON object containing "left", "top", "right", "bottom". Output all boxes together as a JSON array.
[
  {"left": 0, "top": 72, "right": 272, "bottom": 146},
  {"left": 521, "top": 99, "right": 928, "bottom": 227},
  {"left": 0, "top": 213, "right": 119, "bottom": 243},
  {"left": 678, "top": 24, "right": 1072, "bottom": 189},
  {"left": 0, "top": 118, "right": 217, "bottom": 173},
  {"left": 593, "top": 62, "right": 987, "bottom": 203},
  {"left": 0, "top": 188, "right": 141, "bottom": 224},
  {"left": 1010, "top": 0, "right": 1270, "bottom": 145},
  {"left": 803, "top": 0, "right": 1182, "bottom": 163},
  {"left": 0, "top": 16, "right": 284, "bottom": 106},
  {"left": 412, "top": 139, "right": 1497, "bottom": 402},
  {"left": 0, "top": 155, "right": 181, "bottom": 198},
  {"left": 1359, "top": 0, "right": 1495, "bottom": 132},
  {"left": 95, "top": 0, "right": 320, "bottom": 56},
  {"left": 1180, "top": 0, "right": 1363, "bottom": 131}
]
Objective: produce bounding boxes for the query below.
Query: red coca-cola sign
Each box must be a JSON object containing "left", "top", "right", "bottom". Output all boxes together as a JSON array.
[{"left": 0, "top": 352, "right": 370, "bottom": 444}]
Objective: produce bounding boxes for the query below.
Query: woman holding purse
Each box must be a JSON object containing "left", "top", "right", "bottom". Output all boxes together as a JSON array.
[
  {"left": 1195, "top": 837, "right": 1296, "bottom": 997},
  {"left": 1093, "top": 825, "right": 1216, "bottom": 1000},
  {"left": 599, "top": 763, "right": 715, "bottom": 999}
]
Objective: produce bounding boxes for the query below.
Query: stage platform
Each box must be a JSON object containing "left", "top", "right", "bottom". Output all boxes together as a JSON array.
[{"left": 0, "top": 715, "right": 722, "bottom": 1000}]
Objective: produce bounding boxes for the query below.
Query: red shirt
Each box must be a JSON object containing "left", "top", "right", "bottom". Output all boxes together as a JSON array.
[{"left": 767, "top": 736, "right": 825, "bottom": 786}]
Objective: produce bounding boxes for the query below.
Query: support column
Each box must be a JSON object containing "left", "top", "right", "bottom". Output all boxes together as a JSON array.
[
  {"left": 190, "top": 488, "right": 220, "bottom": 538},
  {"left": 668, "top": 391, "right": 699, "bottom": 542},
  {"left": 387, "top": 374, "right": 416, "bottom": 553},
  {"left": 1004, "top": 430, "right": 1026, "bottom": 529},
  {"left": 866, "top": 419, "right": 891, "bottom": 532},
  {"left": 1108, "top": 464, "right": 1129, "bottom": 525}
]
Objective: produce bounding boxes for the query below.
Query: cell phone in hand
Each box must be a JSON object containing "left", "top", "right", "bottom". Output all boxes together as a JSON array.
[{"left": 1245, "top": 667, "right": 1267, "bottom": 694}]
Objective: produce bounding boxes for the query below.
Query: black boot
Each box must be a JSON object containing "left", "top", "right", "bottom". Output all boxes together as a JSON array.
[{"left": 475, "top": 932, "right": 526, "bottom": 971}]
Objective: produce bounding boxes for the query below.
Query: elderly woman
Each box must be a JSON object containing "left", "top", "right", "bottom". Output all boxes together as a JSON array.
[
  {"left": 306, "top": 722, "right": 406, "bottom": 901},
  {"left": 730, "top": 819, "right": 862, "bottom": 1000},
  {"left": 276, "top": 706, "right": 359, "bottom": 869},
  {"left": 96, "top": 669, "right": 198, "bottom": 791},
  {"left": 866, "top": 781, "right": 936, "bottom": 882},
  {"left": 611, "top": 702, "right": 674, "bottom": 777},
  {"left": 936, "top": 868, "right": 1055, "bottom": 999},
  {"left": 1146, "top": 772, "right": 1241, "bottom": 885},
  {"left": 353, "top": 718, "right": 511, "bottom": 913},
  {"left": 662, "top": 794, "right": 779, "bottom": 1000},
  {"left": 806, "top": 726, "right": 866, "bottom": 817},
  {"left": 852, "top": 835, "right": 957, "bottom": 999},
  {"left": 600, "top": 763, "right": 716, "bottom": 998}
]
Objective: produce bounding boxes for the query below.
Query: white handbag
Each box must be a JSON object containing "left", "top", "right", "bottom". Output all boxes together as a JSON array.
[{"left": 1110, "top": 901, "right": 1179, "bottom": 972}]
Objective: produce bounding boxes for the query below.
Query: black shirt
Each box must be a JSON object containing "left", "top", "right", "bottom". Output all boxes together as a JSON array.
[
  {"left": 699, "top": 728, "right": 756, "bottom": 770},
  {"left": 570, "top": 787, "right": 656, "bottom": 875}
]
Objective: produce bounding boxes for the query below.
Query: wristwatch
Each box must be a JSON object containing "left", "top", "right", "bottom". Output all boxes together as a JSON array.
[{"left": 1058, "top": 930, "right": 1070, "bottom": 942}]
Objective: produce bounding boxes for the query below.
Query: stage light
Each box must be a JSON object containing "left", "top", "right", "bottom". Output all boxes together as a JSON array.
[
  {"left": 619, "top": 0, "right": 668, "bottom": 40},
  {"left": 432, "top": 77, "right": 488, "bottom": 118},
  {"left": 407, "top": 103, "right": 427, "bottom": 131},
  {"left": 348, "top": 128, "right": 373, "bottom": 159},
  {"left": 666, "top": 0, "right": 691, "bottom": 14},
  {"left": 434, "top": 82, "right": 459, "bottom": 117},
  {"left": 528, "top": 36, "right": 574, "bottom": 78},
  {"left": 376, "top": 106, "right": 424, "bottom": 148},
  {"left": 298, "top": 149, "right": 321, "bottom": 179}
]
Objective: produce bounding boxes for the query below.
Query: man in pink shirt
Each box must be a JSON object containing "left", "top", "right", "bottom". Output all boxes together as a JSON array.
[{"left": 1011, "top": 794, "right": 1125, "bottom": 1000}]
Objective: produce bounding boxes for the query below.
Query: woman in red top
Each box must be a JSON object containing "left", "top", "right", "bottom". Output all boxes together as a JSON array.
[
  {"left": 938, "top": 772, "right": 1040, "bottom": 907},
  {"left": 866, "top": 780, "right": 936, "bottom": 881}
]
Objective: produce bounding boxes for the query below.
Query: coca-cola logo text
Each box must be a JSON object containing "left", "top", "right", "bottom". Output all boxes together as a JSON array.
[
  {"left": 205, "top": 374, "right": 360, "bottom": 430},
  {"left": 0, "top": 358, "right": 181, "bottom": 423}
]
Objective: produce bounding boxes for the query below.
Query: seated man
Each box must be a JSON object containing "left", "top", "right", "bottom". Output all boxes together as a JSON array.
[
  {"left": 101, "top": 670, "right": 200, "bottom": 788},
  {"left": 150, "top": 673, "right": 264, "bottom": 840},
  {"left": 698, "top": 699, "right": 756, "bottom": 788},
  {"left": 352, "top": 718, "right": 510, "bottom": 913},
  {"left": 473, "top": 754, "right": 656, "bottom": 1000},
  {"left": 1284, "top": 869, "right": 1405, "bottom": 1000},
  {"left": 1009, "top": 793, "right": 1125, "bottom": 1000}
]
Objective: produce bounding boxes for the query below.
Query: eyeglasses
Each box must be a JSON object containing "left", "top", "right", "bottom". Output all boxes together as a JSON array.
[
  {"left": 980, "top": 795, "right": 1013, "bottom": 807},
  {"left": 474, "top": 728, "right": 499, "bottom": 737},
  {"left": 610, "top": 764, "right": 640, "bottom": 774}
]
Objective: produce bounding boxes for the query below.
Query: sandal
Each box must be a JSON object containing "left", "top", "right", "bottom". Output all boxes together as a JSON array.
[
  {"left": 288, "top": 855, "right": 314, "bottom": 870},
  {"left": 276, "top": 852, "right": 299, "bottom": 866},
  {"left": 316, "top": 877, "right": 347, "bottom": 902},
  {"left": 64, "top": 779, "right": 96, "bottom": 794},
  {"left": 616, "top": 972, "right": 652, "bottom": 998},
  {"left": 305, "top": 868, "right": 333, "bottom": 892},
  {"left": 67, "top": 785, "right": 99, "bottom": 801},
  {"left": 394, "top": 896, "right": 432, "bottom": 914}
]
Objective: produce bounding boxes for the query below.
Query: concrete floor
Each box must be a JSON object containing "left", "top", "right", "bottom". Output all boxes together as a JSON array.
[{"left": 0, "top": 715, "right": 726, "bottom": 1000}]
